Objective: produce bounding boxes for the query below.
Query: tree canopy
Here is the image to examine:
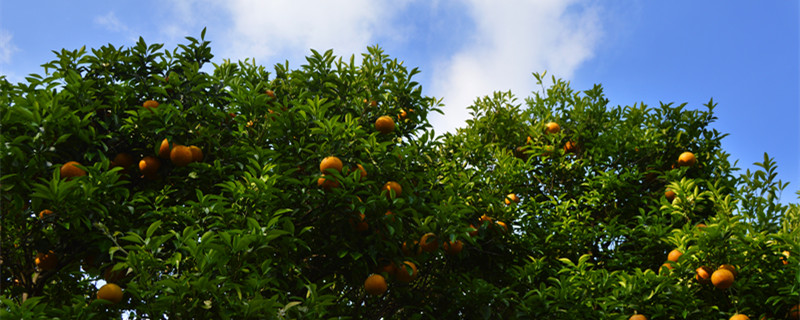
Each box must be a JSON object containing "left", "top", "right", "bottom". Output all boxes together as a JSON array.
[{"left": 2, "top": 31, "right": 799, "bottom": 319}]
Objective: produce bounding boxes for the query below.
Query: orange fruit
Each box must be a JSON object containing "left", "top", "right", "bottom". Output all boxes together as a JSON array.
[
  {"left": 402, "top": 240, "right": 421, "bottom": 257},
  {"left": 375, "top": 116, "right": 395, "bottom": 134},
  {"left": 420, "top": 233, "right": 439, "bottom": 253},
  {"left": 660, "top": 262, "right": 675, "bottom": 274},
  {"left": 479, "top": 214, "right": 493, "bottom": 224},
  {"left": 158, "top": 138, "right": 171, "bottom": 158},
  {"left": 320, "top": 156, "right": 343, "bottom": 173},
  {"left": 678, "top": 152, "right": 696, "bottom": 167},
  {"left": 112, "top": 153, "right": 136, "bottom": 169},
  {"left": 541, "top": 145, "right": 555, "bottom": 157},
  {"left": 718, "top": 264, "right": 738, "bottom": 277},
  {"left": 789, "top": 304, "right": 800, "bottom": 319},
  {"left": 711, "top": 268, "right": 734, "bottom": 289},
  {"left": 443, "top": 240, "right": 464, "bottom": 255},
  {"left": 629, "top": 315, "right": 648, "bottom": 320},
  {"left": 142, "top": 100, "right": 159, "bottom": 109},
  {"left": 399, "top": 109, "right": 409, "bottom": 120},
  {"left": 495, "top": 221, "right": 508, "bottom": 233},
  {"left": 60, "top": 161, "right": 86, "bottom": 179},
  {"left": 729, "top": 315, "right": 749, "bottom": 320},
  {"left": 350, "top": 213, "right": 369, "bottom": 232},
  {"left": 545, "top": 122, "right": 560, "bottom": 134},
  {"left": 695, "top": 266, "right": 712, "bottom": 284},
  {"left": 139, "top": 156, "right": 161, "bottom": 175},
  {"left": 97, "top": 283, "right": 124, "bottom": 304},
  {"left": 354, "top": 164, "right": 367, "bottom": 179},
  {"left": 35, "top": 251, "right": 58, "bottom": 271},
  {"left": 364, "top": 274, "right": 387, "bottom": 295},
  {"left": 665, "top": 189, "right": 676, "bottom": 202},
  {"left": 317, "top": 175, "right": 339, "bottom": 190},
  {"left": 38, "top": 209, "right": 54, "bottom": 219},
  {"left": 265, "top": 89, "right": 275, "bottom": 98},
  {"left": 188, "top": 145, "right": 203, "bottom": 162},
  {"left": 384, "top": 210, "right": 396, "bottom": 222},
  {"left": 504, "top": 193, "right": 520, "bottom": 205},
  {"left": 468, "top": 224, "right": 478, "bottom": 237},
  {"left": 563, "top": 140, "right": 578, "bottom": 154},
  {"left": 781, "top": 250, "right": 790, "bottom": 265},
  {"left": 696, "top": 223, "right": 707, "bottom": 230},
  {"left": 667, "top": 249, "right": 683, "bottom": 262},
  {"left": 382, "top": 181, "right": 402, "bottom": 198},
  {"left": 395, "top": 261, "right": 418, "bottom": 283},
  {"left": 376, "top": 260, "right": 397, "bottom": 277},
  {"left": 170, "top": 145, "right": 193, "bottom": 167}
]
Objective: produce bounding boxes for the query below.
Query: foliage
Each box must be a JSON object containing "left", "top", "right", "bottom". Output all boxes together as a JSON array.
[{"left": 1, "top": 30, "right": 798, "bottom": 319}]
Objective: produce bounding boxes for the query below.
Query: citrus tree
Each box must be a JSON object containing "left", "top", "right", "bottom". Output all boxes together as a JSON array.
[{"left": 1, "top": 31, "right": 798, "bottom": 319}]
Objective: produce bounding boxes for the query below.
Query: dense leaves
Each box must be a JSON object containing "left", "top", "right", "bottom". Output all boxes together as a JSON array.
[{"left": 1, "top": 32, "right": 798, "bottom": 319}]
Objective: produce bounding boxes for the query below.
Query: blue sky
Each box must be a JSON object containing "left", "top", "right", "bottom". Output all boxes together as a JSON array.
[{"left": 1, "top": 0, "right": 798, "bottom": 200}]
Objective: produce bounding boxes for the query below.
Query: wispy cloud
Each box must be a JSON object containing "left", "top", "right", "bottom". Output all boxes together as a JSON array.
[
  {"left": 0, "top": 29, "right": 19, "bottom": 65},
  {"left": 428, "top": 0, "right": 604, "bottom": 133},
  {"left": 94, "top": 11, "right": 129, "bottom": 33}
]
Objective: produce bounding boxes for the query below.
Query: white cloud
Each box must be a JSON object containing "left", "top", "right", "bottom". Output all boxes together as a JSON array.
[
  {"left": 0, "top": 29, "right": 19, "bottom": 65},
  {"left": 219, "top": 0, "right": 396, "bottom": 64},
  {"left": 95, "top": 11, "right": 129, "bottom": 33},
  {"left": 428, "top": 0, "right": 604, "bottom": 133}
]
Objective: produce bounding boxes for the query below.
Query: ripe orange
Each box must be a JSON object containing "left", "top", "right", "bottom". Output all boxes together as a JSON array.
[
  {"left": 468, "top": 224, "right": 478, "bottom": 237},
  {"left": 376, "top": 260, "right": 397, "bottom": 277},
  {"left": 369, "top": 100, "right": 378, "bottom": 107},
  {"left": 545, "top": 122, "right": 560, "bottom": 134},
  {"left": 443, "top": 240, "right": 464, "bottom": 255},
  {"left": 660, "top": 262, "right": 675, "bottom": 274},
  {"left": 384, "top": 210, "right": 396, "bottom": 222},
  {"left": 142, "top": 100, "right": 159, "bottom": 109},
  {"left": 60, "top": 161, "right": 86, "bottom": 178},
  {"left": 678, "top": 152, "right": 696, "bottom": 167},
  {"left": 97, "top": 283, "right": 124, "bottom": 304},
  {"left": 170, "top": 145, "right": 193, "bottom": 167},
  {"left": 113, "top": 152, "right": 136, "bottom": 169},
  {"left": 696, "top": 223, "right": 707, "bottom": 230},
  {"left": 350, "top": 213, "right": 369, "bottom": 232},
  {"left": 718, "top": 264, "right": 738, "bottom": 277},
  {"left": 188, "top": 145, "right": 203, "bottom": 162},
  {"left": 35, "top": 251, "right": 58, "bottom": 271},
  {"left": 695, "top": 266, "right": 712, "bottom": 284},
  {"left": 667, "top": 249, "right": 683, "bottom": 262},
  {"left": 354, "top": 164, "right": 367, "bottom": 179},
  {"left": 399, "top": 109, "right": 410, "bottom": 120},
  {"left": 729, "top": 314, "right": 749, "bottom": 320},
  {"left": 38, "top": 209, "right": 54, "bottom": 219},
  {"left": 317, "top": 175, "right": 339, "bottom": 190},
  {"left": 789, "top": 304, "right": 800, "bottom": 320},
  {"left": 265, "top": 89, "right": 276, "bottom": 98},
  {"left": 665, "top": 189, "right": 676, "bottom": 202},
  {"left": 402, "top": 240, "right": 421, "bottom": 257},
  {"left": 781, "top": 250, "right": 790, "bottom": 265},
  {"left": 479, "top": 214, "right": 493, "bottom": 224},
  {"left": 158, "top": 138, "right": 171, "bottom": 158},
  {"left": 320, "top": 156, "right": 343, "bottom": 173},
  {"left": 420, "top": 233, "right": 439, "bottom": 253},
  {"left": 711, "top": 268, "right": 735, "bottom": 289},
  {"left": 375, "top": 116, "right": 395, "bottom": 134},
  {"left": 395, "top": 261, "right": 418, "bottom": 283},
  {"left": 139, "top": 156, "right": 161, "bottom": 175},
  {"left": 629, "top": 314, "right": 648, "bottom": 320},
  {"left": 383, "top": 181, "right": 402, "bottom": 198},
  {"left": 495, "top": 221, "right": 508, "bottom": 233},
  {"left": 563, "top": 140, "right": 578, "bottom": 154},
  {"left": 364, "top": 274, "right": 387, "bottom": 295},
  {"left": 504, "top": 193, "right": 520, "bottom": 205}
]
